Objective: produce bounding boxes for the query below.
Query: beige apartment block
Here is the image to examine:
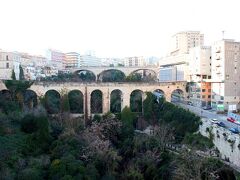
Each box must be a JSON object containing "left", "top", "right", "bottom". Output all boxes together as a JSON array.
[
  {"left": 211, "top": 39, "right": 240, "bottom": 111},
  {"left": 170, "top": 31, "right": 204, "bottom": 56},
  {"left": 65, "top": 52, "right": 80, "bottom": 68}
]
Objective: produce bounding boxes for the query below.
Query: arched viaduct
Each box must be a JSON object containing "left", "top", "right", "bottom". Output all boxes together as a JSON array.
[
  {"left": 0, "top": 80, "right": 187, "bottom": 117},
  {"left": 70, "top": 66, "right": 159, "bottom": 81}
]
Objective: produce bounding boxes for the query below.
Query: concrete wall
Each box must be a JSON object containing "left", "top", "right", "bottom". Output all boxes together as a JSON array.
[{"left": 199, "top": 118, "right": 240, "bottom": 167}]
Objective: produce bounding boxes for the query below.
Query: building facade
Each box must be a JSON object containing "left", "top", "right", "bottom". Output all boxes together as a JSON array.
[
  {"left": 65, "top": 52, "right": 80, "bottom": 68},
  {"left": 159, "top": 62, "right": 187, "bottom": 82},
  {"left": 211, "top": 39, "right": 240, "bottom": 111},
  {"left": 170, "top": 31, "right": 204, "bottom": 56},
  {"left": 79, "top": 53, "right": 101, "bottom": 66},
  {"left": 188, "top": 46, "right": 212, "bottom": 107},
  {"left": 124, "top": 56, "right": 145, "bottom": 67},
  {"left": 46, "top": 49, "right": 65, "bottom": 70},
  {"left": 0, "top": 50, "right": 20, "bottom": 80}
]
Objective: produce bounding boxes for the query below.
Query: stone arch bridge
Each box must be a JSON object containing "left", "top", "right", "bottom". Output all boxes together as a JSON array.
[
  {"left": 70, "top": 66, "right": 159, "bottom": 81},
  {"left": 0, "top": 81, "right": 187, "bottom": 117}
]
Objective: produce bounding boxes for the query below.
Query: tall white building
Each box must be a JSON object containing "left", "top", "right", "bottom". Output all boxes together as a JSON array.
[
  {"left": 160, "top": 31, "right": 205, "bottom": 82},
  {"left": 80, "top": 51, "right": 101, "bottom": 66},
  {"left": 170, "top": 31, "right": 204, "bottom": 56},
  {"left": 211, "top": 39, "right": 240, "bottom": 111}
]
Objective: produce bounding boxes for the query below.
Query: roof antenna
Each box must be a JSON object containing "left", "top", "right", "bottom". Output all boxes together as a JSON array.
[{"left": 222, "top": 30, "right": 225, "bottom": 40}]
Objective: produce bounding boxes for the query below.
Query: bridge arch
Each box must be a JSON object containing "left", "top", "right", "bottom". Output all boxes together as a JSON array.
[
  {"left": 128, "top": 69, "right": 158, "bottom": 82},
  {"left": 91, "top": 89, "right": 103, "bottom": 114},
  {"left": 24, "top": 90, "right": 38, "bottom": 109},
  {"left": 44, "top": 90, "right": 61, "bottom": 114},
  {"left": 171, "top": 89, "right": 184, "bottom": 103},
  {"left": 130, "top": 89, "right": 144, "bottom": 113},
  {"left": 68, "top": 90, "right": 84, "bottom": 114},
  {"left": 0, "top": 89, "right": 11, "bottom": 101},
  {"left": 110, "top": 89, "right": 123, "bottom": 113},
  {"left": 74, "top": 70, "right": 96, "bottom": 82},
  {"left": 98, "top": 69, "right": 126, "bottom": 82}
]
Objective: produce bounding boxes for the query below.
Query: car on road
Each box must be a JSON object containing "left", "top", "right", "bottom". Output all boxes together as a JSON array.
[
  {"left": 229, "top": 128, "right": 239, "bottom": 134},
  {"left": 217, "top": 122, "right": 226, "bottom": 127},
  {"left": 202, "top": 106, "right": 212, "bottom": 110},
  {"left": 187, "top": 101, "right": 193, "bottom": 106},
  {"left": 235, "top": 121, "right": 240, "bottom": 125},
  {"left": 227, "top": 117, "right": 236, "bottom": 123},
  {"left": 211, "top": 118, "right": 218, "bottom": 124}
]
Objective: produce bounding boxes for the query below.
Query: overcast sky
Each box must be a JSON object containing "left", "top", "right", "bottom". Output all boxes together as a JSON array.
[{"left": 0, "top": 0, "right": 239, "bottom": 57}]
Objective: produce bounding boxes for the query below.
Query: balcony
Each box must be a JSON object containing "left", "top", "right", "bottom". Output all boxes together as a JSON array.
[
  {"left": 216, "top": 49, "right": 221, "bottom": 53},
  {"left": 216, "top": 56, "right": 221, "bottom": 60}
]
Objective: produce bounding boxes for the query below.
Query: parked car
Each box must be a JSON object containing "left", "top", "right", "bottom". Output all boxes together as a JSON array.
[
  {"left": 187, "top": 101, "right": 193, "bottom": 106},
  {"left": 211, "top": 118, "right": 218, "bottom": 124},
  {"left": 229, "top": 128, "right": 239, "bottom": 134},
  {"left": 227, "top": 117, "right": 236, "bottom": 123},
  {"left": 235, "top": 121, "right": 240, "bottom": 125},
  {"left": 217, "top": 122, "right": 226, "bottom": 127},
  {"left": 203, "top": 106, "right": 212, "bottom": 110}
]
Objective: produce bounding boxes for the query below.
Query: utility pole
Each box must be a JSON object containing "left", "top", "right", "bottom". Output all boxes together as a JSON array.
[
  {"left": 222, "top": 30, "right": 225, "bottom": 40},
  {"left": 84, "top": 86, "right": 88, "bottom": 126}
]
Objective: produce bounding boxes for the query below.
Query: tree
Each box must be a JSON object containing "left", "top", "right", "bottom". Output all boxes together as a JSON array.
[
  {"left": 4, "top": 80, "right": 33, "bottom": 108},
  {"left": 68, "top": 90, "right": 83, "bottom": 113},
  {"left": 61, "top": 93, "right": 70, "bottom": 113},
  {"left": 11, "top": 69, "right": 16, "bottom": 80},
  {"left": 126, "top": 73, "right": 142, "bottom": 82},
  {"left": 120, "top": 106, "right": 135, "bottom": 140},
  {"left": 143, "top": 92, "right": 159, "bottom": 124},
  {"left": 19, "top": 65, "right": 25, "bottom": 80}
]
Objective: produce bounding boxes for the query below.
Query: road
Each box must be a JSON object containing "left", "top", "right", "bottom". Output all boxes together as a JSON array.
[{"left": 174, "top": 102, "right": 240, "bottom": 130}]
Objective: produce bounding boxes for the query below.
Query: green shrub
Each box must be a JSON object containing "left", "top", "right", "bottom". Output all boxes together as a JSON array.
[
  {"left": 92, "top": 114, "right": 102, "bottom": 122},
  {"left": 18, "top": 168, "right": 43, "bottom": 180}
]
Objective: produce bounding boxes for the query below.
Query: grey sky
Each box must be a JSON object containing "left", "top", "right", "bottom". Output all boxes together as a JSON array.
[{"left": 0, "top": 0, "right": 239, "bottom": 57}]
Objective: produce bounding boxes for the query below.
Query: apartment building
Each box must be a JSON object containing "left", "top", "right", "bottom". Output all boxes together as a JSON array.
[
  {"left": 188, "top": 46, "right": 212, "bottom": 107},
  {"left": 170, "top": 31, "right": 204, "bottom": 56},
  {"left": 211, "top": 39, "right": 240, "bottom": 111},
  {"left": 65, "top": 52, "right": 80, "bottom": 68},
  {"left": 46, "top": 49, "right": 65, "bottom": 70},
  {"left": 80, "top": 53, "right": 101, "bottom": 67},
  {"left": 0, "top": 50, "right": 20, "bottom": 80},
  {"left": 124, "top": 56, "right": 145, "bottom": 67}
]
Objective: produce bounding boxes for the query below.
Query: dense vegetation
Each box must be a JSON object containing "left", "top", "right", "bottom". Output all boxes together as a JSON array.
[{"left": 0, "top": 80, "right": 239, "bottom": 180}]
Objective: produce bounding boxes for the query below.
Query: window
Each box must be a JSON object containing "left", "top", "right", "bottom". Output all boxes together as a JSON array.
[
  {"left": 202, "top": 89, "right": 206, "bottom": 92},
  {"left": 6, "top": 63, "right": 9, "bottom": 68},
  {"left": 208, "top": 95, "right": 211, "bottom": 98},
  {"left": 208, "top": 89, "right": 211, "bottom": 92},
  {"left": 208, "top": 76, "right": 211, "bottom": 79},
  {"left": 202, "top": 75, "right": 207, "bottom": 79},
  {"left": 6, "top": 55, "right": 9, "bottom": 60},
  {"left": 202, "top": 95, "right": 205, "bottom": 98},
  {"left": 226, "top": 75, "right": 229, "bottom": 79}
]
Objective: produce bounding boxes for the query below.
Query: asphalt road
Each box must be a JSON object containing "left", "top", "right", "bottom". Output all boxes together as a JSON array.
[{"left": 174, "top": 102, "right": 240, "bottom": 131}]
